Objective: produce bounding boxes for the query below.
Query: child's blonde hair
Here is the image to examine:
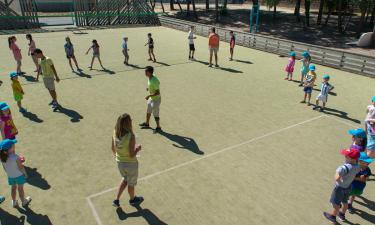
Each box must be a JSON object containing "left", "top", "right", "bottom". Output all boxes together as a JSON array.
[{"left": 115, "top": 113, "right": 133, "bottom": 139}]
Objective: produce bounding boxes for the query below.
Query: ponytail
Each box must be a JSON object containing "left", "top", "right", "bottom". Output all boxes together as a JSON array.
[{"left": 0, "top": 151, "right": 9, "bottom": 163}]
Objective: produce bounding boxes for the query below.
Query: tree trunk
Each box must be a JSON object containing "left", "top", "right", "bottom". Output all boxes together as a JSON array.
[
  {"left": 294, "top": 0, "right": 301, "bottom": 22},
  {"left": 192, "top": 0, "right": 198, "bottom": 19},
  {"left": 358, "top": 10, "right": 367, "bottom": 34},
  {"left": 325, "top": 0, "right": 334, "bottom": 25},
  {"left": 223, "top": 0, "right": 228, "bottom": 9},
  {"left": 317, "top": 0, "right": 325, "bottom": 25},
  {"left": 273, "top": 5, "right": 277, "bottom": 20},
  {"left": 187, "top": 0, "right": 191, "bottom": 16},
  {"left": 176, "top": 0, "right": 183, "bottom": 12},
  {"left": 160, "top": 0, "right": 165, "bottom": 13},
  {"left": 305, "top": 0, "right": 311, "bottom": 27},
  {"left": 369, "top": 3, "right": 375, "bottom": 28},
  {"left": 206, "top": 0, "right": 209, "bottom": 11},
  {"left": 215, "top": 0, "right": 219, "bottom": 22},
  {"left": 170, "top": 0, "right": 174, "bottom": 10},
  {"left": 338, "top": 0, "right": 343, "bottom": 33}
]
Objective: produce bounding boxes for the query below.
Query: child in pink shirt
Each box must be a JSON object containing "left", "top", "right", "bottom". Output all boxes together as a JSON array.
[
  {"left": 284, "top": 52, "right": 296, "bottom": 81},
  {"left": 8, "top": 36, "right": 23, "bottom": 75}
]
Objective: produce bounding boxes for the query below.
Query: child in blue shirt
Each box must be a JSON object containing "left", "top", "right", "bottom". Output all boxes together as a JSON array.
[{"left": 347, "top": 152, "right": 372, "bottom": 213}]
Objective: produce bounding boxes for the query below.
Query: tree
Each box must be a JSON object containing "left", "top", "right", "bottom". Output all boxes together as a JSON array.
[
  {"left": 354, "top": 0, "right": 372, "bottom": 33},
  {"left": 170, "top": 0, "right": 174, "bottom": 10},
  {"left": 317, "top": 0, "right": 325, "bottom": 25},
  {"left": 215, "top": 0, "right": 219, "bottom": 21},
  {"left": 265, "top": 0, "right": 280, "bottom": 20},
  {"left": 192, "top": 0, "right": 198, "bottom": 19},
  {"left": 223, "top": 0, "right": 228, "bottom": 9},
  {"left": 305, "top": 0, "right": 311, "bottom": 27},
  {"left": 294, "top": 0, "right": 302, "bottom": 22},
  {"left": 206, "top": 0, "right": 209, "bottom": 11}
]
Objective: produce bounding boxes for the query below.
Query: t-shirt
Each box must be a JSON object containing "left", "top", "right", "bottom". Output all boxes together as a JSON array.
[
  {"left": 39, "top": 57, "right": 55, "bottom": 78},
  {"left": 305, "top": 71, "right": 316, "bottom": 87},
  {"left": 208, "top": 33, "right": 220, "bottom": 48},
  {"left": 10, "top": 43, "right": 22, "bottom": 61},
  {"left": 2, "top": 153, "right": 23, "bottom": 178},
  {"left": 320, "top": 82, "right": 333, "bottom": 96},
  {"left": 148, "top": 37, "right": 154, "bottom": 48},
  {"left": 366, "top": 105, "right": 375, "bottom": 122},
  {"left": 64, "top": 42, "right": 74, "bottom": 55},
  {"left": 0, "top": 114, "right": 18, "bottom": 139},
  {"left": 336, "top": 163, "right": 360, "bottom": 188},
  {"left": 230, "top": 35, "right": 236, "bottom": 48},
  {"left": 188, "top": 31, "right": 194, "bottom": 45},
  {"left": 113, "top": 131, "right": 137, "bottom": 163},
  {"left": 351, "top": 167, "right": 371, "bottom": 191},
  {"left": 122, "top": 41, "right": 128, "bottom": 50},
  {"left": 29, "top": 40, "right": 36, "bottom": 53},
  {"left": 148, "top": 76, "right": 160, "bottom": 101},
  {"left": 92, "top": 44, "right": 100, "bottom": 55},
  {"left": 11, "top": 80, "right": 23, "bottom": 95}
]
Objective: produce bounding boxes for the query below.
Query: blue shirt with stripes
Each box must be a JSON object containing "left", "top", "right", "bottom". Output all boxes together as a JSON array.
[{"left": 320, "top": 82, "right": 333, "bottom": 96}]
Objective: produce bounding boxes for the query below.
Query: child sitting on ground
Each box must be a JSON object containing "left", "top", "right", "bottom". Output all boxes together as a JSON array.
[
  {"left": 284, "top": 52, "right": 296, "bottom": 81},
  {"left": 300, "top": 64, "right": 317, "bottom": 106},
  {"left": 323, "top": 148, "right": 360, "bottom": 223},
  {"left": 348, "top": 128, "right": 367, "bottom": 152},
  {"left": 347, "top": 152, "right": 373, "bottom": 213},
  {"left": 10, "top": 72, "right": 26, "bottom": 113},
  {"left": 313, "top": 74, "right": 334, "bottom": 112}
]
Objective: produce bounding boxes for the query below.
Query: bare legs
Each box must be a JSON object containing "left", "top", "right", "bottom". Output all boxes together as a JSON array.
[
  {"left": 49, "top": 90, "right": 57, "bottom": 103},
  {"left": 89, "top": 56, "right": 104, "bottom": 70},
  {"left": 230, "top": 48, "right": 234, "bottom": 60},
  {"left": 31, "top": 55, "right": 38, "bottom": 72},
  {"left": 16, "top": 60, "right": 22, "bottom": 74},
  {"left": 68, "top": 56, "right": 80, "bottom": 71},
  {"left": 115, "top": 179, "right": 136, "bottom": 201},
  {"left": 148, "top": 49, "right": 156, "bottom": 62}
]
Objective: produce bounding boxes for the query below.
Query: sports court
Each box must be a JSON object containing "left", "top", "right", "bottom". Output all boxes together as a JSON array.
[{"left": 0, "top": 26, "right": 374, "bottom": 225}]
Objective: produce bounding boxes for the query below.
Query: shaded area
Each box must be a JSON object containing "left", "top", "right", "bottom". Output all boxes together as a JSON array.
[
  {"left": 25, "top": 166, "right": 51, "bottom": 190},
  {"left": 73, "top": 70, "right": 92, "bottom": 78},
  {"left": 128, "top": 64, "right": 145, "bottom": 69},
  {"left": 116, "top": 206, "right": 167, "bottom": 225},
  {"left": 53, "top": 105, "right": 83, "bottom": 122},
  {"left": 321, "top": 107, "right": 361, "bottom": 124},
  {"left": 22, "top": 111, "right": 43, "bottom": 123},
  {"left": 17, "top": 207, "right": 53, "bottom": 225},
  {"left": 155, "top": 61, "right": 171, "bottom": 67},
  {"left": 159, "top": 130, "right": 204, "bottom": 155},
  {"left": 21, "top": 74, "right": 37, "bottom": 82},
  {"left": 0, "top": 208, "right": 25, "bottom": 225},
  {"left": 101, "top": 68, "right": 116, "bottom": 75},
  {"left": 352, "top": 196, "right": 375, "bottom": 224},
  {"left": 234, "top": 59, "right": 253, "bottom": 64},
  {"left": 195, "top": 60, "right": 242, "bottom": 73}
]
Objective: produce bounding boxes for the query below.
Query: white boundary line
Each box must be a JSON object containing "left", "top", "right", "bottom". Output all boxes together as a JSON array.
[{"left": 87, "top": 115, "right": 328, "bottom": 225}]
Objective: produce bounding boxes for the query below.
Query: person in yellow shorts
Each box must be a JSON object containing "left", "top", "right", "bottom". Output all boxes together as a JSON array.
[{"left": 10, "top": 72, "right": 26, "bottom": 113}]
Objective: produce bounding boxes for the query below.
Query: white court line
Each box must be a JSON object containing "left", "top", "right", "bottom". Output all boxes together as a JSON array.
[{"left": 87, "top": 115, "right": 325, "bottom": 225}]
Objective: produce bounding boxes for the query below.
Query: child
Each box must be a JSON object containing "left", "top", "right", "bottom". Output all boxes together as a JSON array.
[
  {"left": 86, "top": 39, "right": 104, "bottom": 70},
  {"left": 366, "top": 96, "right": 375, "bottom": 158},
  {"left": 0, "top": 139, "right": 31, "bottom": 208},
  {"left": 8, "top": 36, "right": 23, "bottom": 75},
  {"left": 347, "top": 152, "right": 373, "bottom": 214},
  {"left": 284, "top": 52, "right": 296, "bottom": 81},
  {"left": 10, "top": 72, "right": 26, "bottom": 113},
  {"left": 145, "top": 33, "right": 156, "bottom": 62},
  {"left": 64, "top": 37, "right": 81, "bottom": 72},
  {"left": 229, "top": 31, "right": 236, "bottom": 61},
  {"left": 0, "top": 102, "right": 18, "bottom": 140},
  {"left": 188, "top": 26, "right": 196, "bottom": 60},
  {"left": 313, "top": 74, "right": 334, "bottom": 111},
  {"left": 348, "top": 128, "right": 367, "bottom": 152},
  {"left": 300, "top": 64, "right": 317, "bottom": 106},
  {"left": 323, "top": 148, "right": 360, "bottom": 223},
  {"left": 112, "top": 113, "right": 143, "bottom": 207},
  {"left": 122, "top": 37, "right": 129, "bottom": 65},
  {"left": 26, "top": 34, "right": 38, "bottom": 72},
  {"left": 299, "top": 51, "right": 311, "bottom": 86}
]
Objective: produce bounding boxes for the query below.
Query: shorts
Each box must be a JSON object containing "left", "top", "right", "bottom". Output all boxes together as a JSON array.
[
  {"left": 14, "top": 93, "right": 23, "bottom": 102},
  {"left": 117, "top": 162, "right": 138, "bottom": 186},
  {"left": 330, "top": 185, "right": 351, "bottom": 206},
  {"left": 316, "top": 93, "right": 328, "bottom": 103},
  {"left": 122, "top": 49, "right": 129, "bottom": 57},
  {"left": 189, "top": 44, "right": 195, "bottom": 51},
  {"left": 349, "top": 188, "right": 363, "bottom": 197},
  {"left": 209, "top": 47, "right": 219, "bottom": 54},
  {"left": 303, "top": 86, "right": 312, "bottom": 94},
  {"left": 66, "top": 53, "right": 75, "bottom": 59},
  {"left": 149, "top": 46, "right": 154, "bottom": 50},
  {"left": 8, "top": 175, "right": 26, "bottom": 186},
  {"left": 147, "top": 97, "right": 161, "bottom": 117},
  {"left": 43, "top": 77, "right": 55, "bottom": 91},
  {"left": 367, "top": 134, "right": 375, "bottom": 151}
]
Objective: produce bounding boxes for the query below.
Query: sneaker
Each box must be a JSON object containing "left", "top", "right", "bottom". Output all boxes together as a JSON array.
[
  {"left": 298, "top": 83, "right": 303, "bottom": 87},
  {"left": 112, "top": 199, "right": 120, "bottom": 207},
  {"left": 12, "top": 200, "right": 19, "bottom": 208},
  {"left": 22, "top": 196, "right": 32, "bottom": 207},
  {"left": 208, "top": 64, "right": 212, "bottom": 67},
  {"left": 300, "top": 100, "right": 306, "bottom": 104},
  {"left": 0, "top": 196, "right": 5, "bottom": 204},
  {"left": 154, "top": 127, "right": 162, "bottom": 133},
  {"left": 307, "top": 102, "right": 311, "bottom": 106},
  {"left": 215, "top": 64, "right": 219, "bottom": 67},
  {"left": 284, "top": 77, "right": 289, "bottom": 80},
  {"left": 313, "top": 106, "right": 319, "bottom": 110},
  {"left": 48, "top": 100, "right": 54, "bottom": 106},
  {"left": 320, "top": 107, "right": 324, "bottom": 112},
  {"left": 348, "top": 204, "right": 354, "bottom": 214},
  {"left": 19, "top": 108, "right": 27, "bottom": 113},
  {"left": 323, "top": 212, "right": 337, "bottom": 223},
  {"left": 139, "top": 122, "right": 150, "bottom": 128},
  {"left": 337, "top": 212, "right": 346, "bottom": 222},
  {"left": 129, "top": 196, "right": 144, "bottom": 206}
]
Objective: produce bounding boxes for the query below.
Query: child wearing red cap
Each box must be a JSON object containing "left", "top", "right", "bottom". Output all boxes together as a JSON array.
[{"left": 323, "top": 148, "right": 360, "bottom": 223}]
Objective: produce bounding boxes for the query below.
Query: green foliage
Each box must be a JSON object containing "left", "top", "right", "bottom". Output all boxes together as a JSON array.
[{"left": 264, "top": 0, "right": 280, "bottom": 8}]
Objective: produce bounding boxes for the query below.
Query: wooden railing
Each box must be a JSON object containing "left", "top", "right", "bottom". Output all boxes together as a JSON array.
[{"left": 159, "top": 16, "right": 375, "bottom": 78}]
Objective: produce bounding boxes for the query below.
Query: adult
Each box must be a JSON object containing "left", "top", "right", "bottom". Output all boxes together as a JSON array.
[
  {"left": 112, "top": 113, "right": 143, "bottom": 207},
  {"left": 208, "top": 27, "right": 220, "bottom": 67},
  {"left": 188, "top": 26, "right": 197, "bottom": 60},
  {"left": 26, "top": 34, "right": 38, "bottom": 72},
  {"left": 139, "top": 66, "right": 162, "bottom": 133},
  {"left": 35, "top": 49, "right": 61, "bottom": 109}
]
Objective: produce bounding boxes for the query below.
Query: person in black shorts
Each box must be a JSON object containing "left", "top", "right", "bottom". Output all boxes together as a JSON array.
[
  {"left": 145, "top": 33, "right": 156, "bottom": 63},
  {"left": 188, "top": 26, "right": 197, "bottom": 60}
]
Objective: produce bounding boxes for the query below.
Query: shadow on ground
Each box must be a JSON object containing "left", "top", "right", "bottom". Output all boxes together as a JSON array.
[
  {"left": 116, "top": 205, "right": 167, "bottom": 225},
  {"left": 53, "top": 106, "right": 83, "bottom": 122},
  {"left": 159, "top": 130, "right": 204, "bottom": 155},
  {"left": 17, "top": 207, "right": 53, "bottom": 225},
  {"left": 22, "top": 111, "right": 43, "bottom": 123},
  {"left": 25, "top": 166, "right": 51, "bottom": 190}
]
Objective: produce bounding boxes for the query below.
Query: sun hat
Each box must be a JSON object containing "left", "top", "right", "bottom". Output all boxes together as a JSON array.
[
  {"left": 359, "top": 152, "right": 374, "bottom": 164},
  {"left": 348, "top": 128, "right": 366, "bottom": 139},
  {"left": 0, "top": 102, "right": 10, "bottom": 111},
  {"left": 302, "top": 51, "right": 310, "bottom": 57},
  {"left": 340, "top": 148, "right": 360, "bottom": 160},
  {"left": 372, "top": 96, "right": 375, "bottom": 102},
  {"left": 289, "top": 52, "right": 296, "bottom": 57},
  {"left": 309, "top": 64, "right": 316, "bottom": 71},
  {"left": 9, "top": 72, "right": 18, "bottom": 78},
  {"left": 323, "top": 74, "right": 330, "bottom": 80},
  {"left": 0, "top": 139, "right": 17, "bottom": 151}
]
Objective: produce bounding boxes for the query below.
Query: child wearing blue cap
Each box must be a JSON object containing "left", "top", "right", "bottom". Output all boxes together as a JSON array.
[
  {"left": 300, "top": 64, "right": 317, "bottom": 106},
  {"left": 0, "top": 139, "right": 31, "bottom": 208},
  {"left": 284, "top": 52, "right": 296, "bottom": 81},
  {"left": 0, "top": 102, "right": 18, "bottom": 140},
  {"left": 10, "top": 72, "right": 26, "bottom": 113},
  {"left": 347, "top": 152, "right": 373, "bottom": 213},
  {"left": 299, "top": 51, "right": 311, "bottom": 86},
  {"left": 366, "top": 96, "right": 375, "bottom": 158},
  {"left": 313, "top": 74, "right": 334, "bottom": 112},
  {"left": 348, "top": 128, "right": 367, "bottom": 152}
]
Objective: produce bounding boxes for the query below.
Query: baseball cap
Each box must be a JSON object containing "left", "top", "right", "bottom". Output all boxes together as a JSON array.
[
  {"left": 372, "top": 96, "right": 375, "bottom": 102},
  {"left": 9, "top": 72, "right": 18, "bottom": 78},
  {"left": 359, "top": 152, "right": 374, "bottom": 164},
  {"left": 309, "top": 64, "right": 316, "bottom": 71},
  {"left": 323, "top": 74, "right": 330, "bottom": 80},
  {"left": 302, "top": 51, "right": 310, "bottom": 57},
  {"left": 289, "top": 52, "right": 296, "bottom": 57},
  {"left": 0, "top": 102, "right": 10, "bottom": 111},
  {"left": 348, "top": 128, "right": 366, "bottom": 138},
  {"left": 0, "top": 139, "right": 17, "bottom": 151},
  {"left": 340, "top": 148, "right": 360, "bottom": 159}
]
